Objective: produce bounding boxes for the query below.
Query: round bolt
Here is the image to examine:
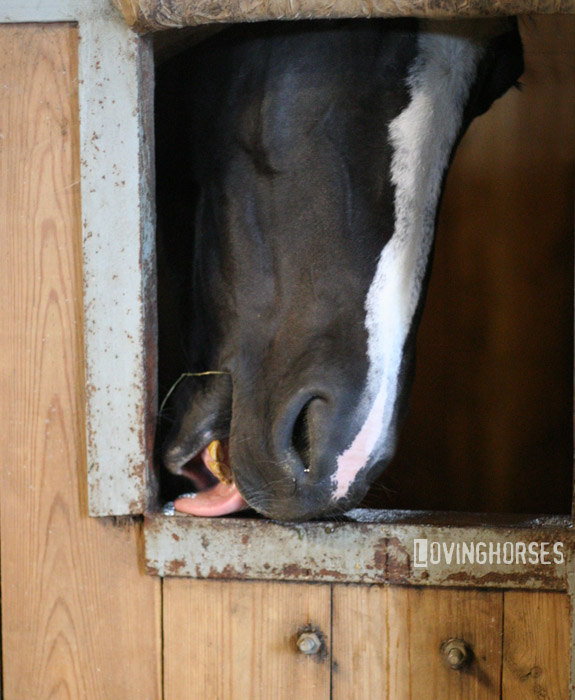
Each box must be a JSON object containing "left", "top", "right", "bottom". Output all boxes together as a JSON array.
[
  {"left": 441, "top": 639, "right": 472, "bottom": 670},
  {"left": 447, "top": 646, "right": 464, "bottom": 667},
  {"left": 297, "top": 631, "right": 322, "bottom": 655}
]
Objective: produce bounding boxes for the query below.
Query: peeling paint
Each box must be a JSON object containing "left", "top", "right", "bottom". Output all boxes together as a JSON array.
[
  {"left": 0, "top": 1, "right": 158, "bottom": 518},
  {"left": 74, "top": 3, "right": 156, "bottom": 516},
  {"left": 144, "top": 511, "right": 574, "bottom": 589}
]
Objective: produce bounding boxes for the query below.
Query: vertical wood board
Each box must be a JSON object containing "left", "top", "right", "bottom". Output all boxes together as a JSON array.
[
  {"left": 332, "top": 586, "right": 504, "bottom": 700},
  {"left": 502, "top": 591, "right": 570, "bottom": 700},
  {"left": 0, "top": 23, "right": 161, "bottom": 698},
  {"left": 163, "top": 579, "right": 332, "bottom": 700},
  {"left": 3, "top": 0, "right": 157, "bottom": 523}
]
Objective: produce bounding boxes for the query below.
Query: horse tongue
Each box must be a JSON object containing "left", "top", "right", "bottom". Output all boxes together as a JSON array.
[
  {"left": 173, "top": 439, "right": 248, "bottom": 517},
  {"left": 174, "top": 482, "right": 247, "bottom": 517}
]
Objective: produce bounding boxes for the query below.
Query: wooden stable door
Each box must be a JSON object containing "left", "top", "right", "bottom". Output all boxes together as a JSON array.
[
  {"left": 0, "top": 21, "right": 571, "bottom": 700},
  {"left": 162, "top": 582, "right": 569, "bottom": 700}
]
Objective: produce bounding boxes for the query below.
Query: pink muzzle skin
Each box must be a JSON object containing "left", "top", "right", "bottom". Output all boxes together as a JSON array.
[{"left": 332, "top": 385, "right": 386, "bottom": 500}]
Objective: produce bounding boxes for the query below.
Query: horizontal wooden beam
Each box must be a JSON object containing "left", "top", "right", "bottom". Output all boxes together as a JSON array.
[
  {"left": 113, "top": 0, "right": 575, "bottom": 32},
  {"left": 145, "top": 510, "right": 575, "bottom": 590}
]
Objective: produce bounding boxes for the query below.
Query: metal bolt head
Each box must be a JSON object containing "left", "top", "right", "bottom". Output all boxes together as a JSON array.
[
  {"left": 447, "top": 647, "right": 464, "bottom": 667},
  {"left": 441, "top": 639, "right": 472, "bottom": 670},
  {"left": 297, "top": 631, "right": 322, "bottom": 655}
]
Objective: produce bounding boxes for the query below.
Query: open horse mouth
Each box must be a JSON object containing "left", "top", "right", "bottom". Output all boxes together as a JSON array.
[{"left": 173, "top": 440, "right": 248, "bottom": 517}]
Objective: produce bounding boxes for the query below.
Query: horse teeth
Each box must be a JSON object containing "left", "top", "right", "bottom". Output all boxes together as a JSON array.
[
  {"left": 208, "top": 439, "right": 225, "bottom": 463},
  {"left": 206, "top": 440, "right": 233, "bottom": 485}
]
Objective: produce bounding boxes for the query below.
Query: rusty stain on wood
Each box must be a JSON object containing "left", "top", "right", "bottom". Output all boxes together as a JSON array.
[
  {"left": 77, "top": 4, "right": 156, "bottom": 516},
  {"left": 145, "top": 512, "right": 574, "bottom": 588}
]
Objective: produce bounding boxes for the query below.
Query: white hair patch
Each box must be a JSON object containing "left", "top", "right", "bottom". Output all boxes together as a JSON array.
[{"left": 332, "top": 23, "right": 486, "bottom": 500}]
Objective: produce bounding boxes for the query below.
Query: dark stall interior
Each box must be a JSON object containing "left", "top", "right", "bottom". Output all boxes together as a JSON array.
[{"left": 380, "top": 16, "right": 574, "bottom": 514}]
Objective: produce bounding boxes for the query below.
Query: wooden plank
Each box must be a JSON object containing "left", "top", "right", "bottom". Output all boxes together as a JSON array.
[
  {"left": 0, "top": 24, "right": 161, "bottom": 699},
  {"left": 4, "top": 2, "right": 159, "bottom": 518},
  {"left": 78, "top": 6, "right": 157, "bottom": 516},
  {"left": 146, "top": 513, "right": 570, "bottom": 590},
  {"left": 502, "top": 591, "right": 570, "bottom": 700},
  {"left": 112, "top": 0, "right": 575, "bottom": 33},
  {"left": 332, "top": 585, "right": 405, "bottom": 699},
  {"left": 332, "top": 586, "right": 503, "bottom": 699},
  {"left": 163, "top": 579, "right": 331, "bottom": 700}
]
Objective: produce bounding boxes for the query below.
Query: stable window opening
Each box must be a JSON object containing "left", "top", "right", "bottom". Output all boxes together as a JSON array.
[{"left": 153, "top": 16, "right": 573, "bottom": 522}]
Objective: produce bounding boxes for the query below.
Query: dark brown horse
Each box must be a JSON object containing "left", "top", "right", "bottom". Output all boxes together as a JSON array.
[{"left": 155, "top": 18, "right": 523, "bottom": 521}]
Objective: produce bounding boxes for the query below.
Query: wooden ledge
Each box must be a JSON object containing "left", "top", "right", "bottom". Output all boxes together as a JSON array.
[{"left": 113, "top": 0, "right": 575, "bottom": 33}]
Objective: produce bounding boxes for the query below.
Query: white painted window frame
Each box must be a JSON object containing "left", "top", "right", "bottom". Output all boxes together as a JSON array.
[{"left": 2, "top": 0, "right": 156, "bottom": 515}]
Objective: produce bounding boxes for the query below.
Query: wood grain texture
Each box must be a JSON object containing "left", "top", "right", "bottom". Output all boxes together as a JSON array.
[
  {"left": 163, "top": 579, "right": 331, "bottom": 700},
  {"left": 113, "top": 0, "right": 575, "bottom": 32},
  {"left": 332, "top": 586, "right": 504, "bottom": 700},
  {"left": 0, "top": 24, "right": 161, "bottom": 699},
  {"left": 502, "top": 591, "right": 570, "bottom": 700}
]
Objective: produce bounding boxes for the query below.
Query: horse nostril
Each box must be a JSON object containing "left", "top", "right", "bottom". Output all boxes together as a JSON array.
[
  {"left": 291, "top": 398, "right": 314, "bottom": 472},
  {"left": 274, "top": 391, "right": 330, "bottom": 480}
]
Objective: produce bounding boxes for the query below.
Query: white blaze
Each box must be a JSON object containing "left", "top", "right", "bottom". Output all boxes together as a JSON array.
[{"left": 333, "top": 22, "right": 488, "bottom": 500}]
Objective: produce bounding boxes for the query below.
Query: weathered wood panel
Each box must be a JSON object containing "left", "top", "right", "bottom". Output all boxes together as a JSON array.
[
  {"left": 145, "top": 513, "right": 571, "bottom": 590},
  {"left": 502, "top": 591, "right": 570, "bottom": 700},
  {"left": 113, "top": 0, "right": 575, "bottom": 33},
  {"left": 78, "top": 7, "right": 157, "bottom": 517},
  {"left": 163, "top": 579, "right": 331, "bottom": 700},
  {"left": 0, "top": 24, "right": 161, "bottom": 699},
  {"left": 332, "top": 586, "right": 504, "bottom": 699}
]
